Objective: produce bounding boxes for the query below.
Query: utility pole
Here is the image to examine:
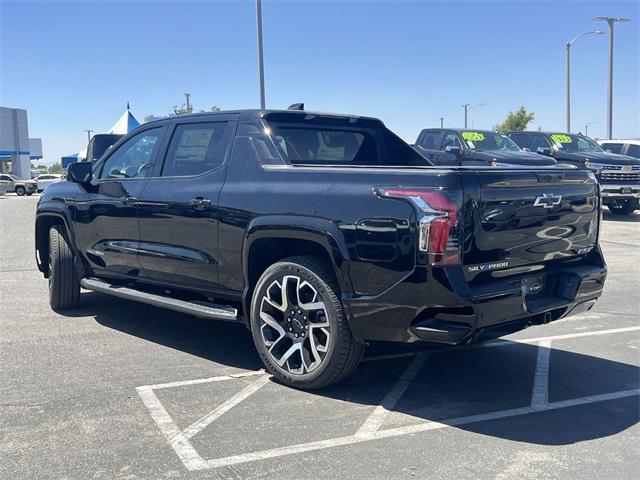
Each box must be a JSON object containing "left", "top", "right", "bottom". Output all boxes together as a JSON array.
[
  {"left": 440, "top": 117, "right": 444, "bottom": 128},
  {"left": 256, "top": 0, "right": 266, "bottom": 109},
  {"left": 184, "top": 93, "right": 192, "bottom": 113},
  {"left": 461, "top": 103, "right": 483, "bottom": 128},
  {"left": 565, "top": 30, "right": 604, "bottom": 132},
  {"left": 585, "top": 121, "right": 596, "bottom": 137},
  {"left": 594, "top": 17, "right": 630, "bottom": 139},
  {"left": 84, "top": 130, "right": 93, "bottom": 143}
]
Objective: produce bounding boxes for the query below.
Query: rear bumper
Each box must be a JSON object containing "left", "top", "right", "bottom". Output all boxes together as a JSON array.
[{"left": 345, "top": 250, "right": 607, "bottom": 345}]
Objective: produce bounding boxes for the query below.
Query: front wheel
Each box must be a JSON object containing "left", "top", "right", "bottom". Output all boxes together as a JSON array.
[
  {"left": 48, "top": 225, "right": 80, "bottom": 310},
  {"left": 250, "top": 256, "right": 365, "bottom": 389},
  {"left": 607, "top": 198, "right": 639, "bottom": 215},
  {"left": 15, "top": 186, "right": 25, "bottom": 196}
]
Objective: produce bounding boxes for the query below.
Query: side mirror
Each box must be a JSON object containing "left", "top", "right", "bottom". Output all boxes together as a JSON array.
[
  {"left": 444, "top": 145, "right": 462, "bottom": 156},
  {"left": 536, "top": 147, "right": 552, "bottom": 156},
  {"left": 67, "top": 161, "right": 93, "bottom": 185}
]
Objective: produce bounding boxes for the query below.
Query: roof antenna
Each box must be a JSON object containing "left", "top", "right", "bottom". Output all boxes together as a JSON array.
[
  {"left": 126, "top": 102, "right": 130, "bottom": 110},
  {"left": 287, "top": 103, "right": 304, "bottom": 111}
]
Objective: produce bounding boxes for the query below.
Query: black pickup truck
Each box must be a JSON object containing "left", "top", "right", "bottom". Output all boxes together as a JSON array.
[
  {"left": 35, "top": 109, "right": 607, "bottom": 389},
  {"left": 509, "top": 131, "right": 640, "bottom": 215},
  {"left": 414, "top": 128, "right": 557, "bottom": 168}
]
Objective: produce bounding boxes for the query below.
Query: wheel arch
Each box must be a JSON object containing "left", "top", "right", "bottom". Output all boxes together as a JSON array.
[
  {"left": 35, "top": 210, "right": 79, "bottom": 278},
  {"left": 241, "top": 216, "right": 353, "bottom": 324}
]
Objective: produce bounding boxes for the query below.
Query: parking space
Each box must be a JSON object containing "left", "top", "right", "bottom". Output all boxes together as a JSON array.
[{"left": 1, "top": 196, "right": 639, "bottom": 479}]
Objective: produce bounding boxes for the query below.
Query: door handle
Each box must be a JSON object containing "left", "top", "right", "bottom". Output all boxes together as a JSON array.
[
  {"left": 121, "top": 195, "right": 138, "bottom": 205},
  {"left": 189, "top": 197, "right": 211, "bottom": 211}
]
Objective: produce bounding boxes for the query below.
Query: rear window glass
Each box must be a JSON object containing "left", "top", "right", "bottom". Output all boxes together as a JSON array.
[{"left": 265, "top": 114, "right": 428, "bottom": 167}]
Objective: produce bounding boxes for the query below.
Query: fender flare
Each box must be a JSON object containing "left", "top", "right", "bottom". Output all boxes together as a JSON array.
[
  {"left": 35, "top": 205, "right": 81, "bottom": 276},
  {"left": 241, "top": 215, "right": 353, "bottom": 318}
]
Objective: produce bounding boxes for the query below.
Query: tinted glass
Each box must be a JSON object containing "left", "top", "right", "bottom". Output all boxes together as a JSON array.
[
  {"left": 530, "top": 136, "right": 551, "bottom": 151},
  {"left": 380, "top": 128, "right": 430, "bottom": 166},
  {"left": 99, "top": 128, "right": 162, "bottom": 179},
  {"left": 89, "top": 134, "right": 123, "bottom": 161},
  {"left": 600, "top": 142, "right": 623, "bottom": 154},
  {"left": 162, "top": 122, "right": 230, "bottom": 177},
  {"left": 548, "top": 133, "right": 603, "bottom": 153},
  {"left": 419, "top": 131, "right": 445, "bottom": 150},
  {"left": 626, "top": 144, "right": 640, "bottom": 158},
  {"left": 509, "top": 133, "right": 530, "bottom": 149},
  {"left": 460, "top": 131, "right": 520, "bottom": 151},
  {"left": 442, "top": 132, "right": 462, "bottom": 149}
]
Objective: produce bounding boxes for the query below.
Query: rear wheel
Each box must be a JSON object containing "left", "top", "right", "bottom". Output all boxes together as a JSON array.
[
  {"left": 607, "top": 198, "right": 639, "bottom": 215},
  {"left": 48, "top": 225, "right": 80, "bottom": 310},
  {"left": 15, "top": 186, "right": 25, "bottom": 196},
  {"left": 250, "top": 256, "right": 365, "bottom": 389}
]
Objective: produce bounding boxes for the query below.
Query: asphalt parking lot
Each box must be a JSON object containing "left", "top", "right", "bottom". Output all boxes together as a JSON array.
[{"left": 1, "top": 193, "right": 638, "bottom": 479}]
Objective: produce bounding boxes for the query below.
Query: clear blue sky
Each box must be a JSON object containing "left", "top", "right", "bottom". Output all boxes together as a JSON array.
[{"left": 1, "top": 0, "right": 638, "bottom": 165}]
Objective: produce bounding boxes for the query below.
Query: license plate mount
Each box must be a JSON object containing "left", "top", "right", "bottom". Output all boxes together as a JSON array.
[{"left": 522, "top": 274, "right": 545, "bottom": 297}]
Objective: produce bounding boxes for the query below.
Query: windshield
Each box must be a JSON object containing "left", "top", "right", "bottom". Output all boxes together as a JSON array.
[
  {"left": 549, "top": 134, "right": 604, "bottom": 153},
  {"left": 8, "top": 175, "right": 19, "bottom": 180},
  {"left": 460, "top": 131, "right": 521, "bottom": 151}
]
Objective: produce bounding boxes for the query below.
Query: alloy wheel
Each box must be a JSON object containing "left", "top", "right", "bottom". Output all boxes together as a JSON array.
[{"left": 259, "top": 275, "right": 331, "bottom": 375}]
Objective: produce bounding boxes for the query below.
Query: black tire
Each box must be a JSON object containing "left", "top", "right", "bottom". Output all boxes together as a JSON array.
[
  {"left": 607, "top": 198, "right": 639, "bottom": 215},
  {"left": 15, "top": 186, "right": 25, "bottom": 196},
  {"left": 48, "top": 224, "right": 80, "bottom": 310},
  {"left": 250, "top": 256, "right": 365, "bottom": 390}
]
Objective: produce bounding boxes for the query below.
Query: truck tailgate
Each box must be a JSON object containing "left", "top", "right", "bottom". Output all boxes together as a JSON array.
[{"left": 461, "top": 169, "right": 599, "bottom": 280}]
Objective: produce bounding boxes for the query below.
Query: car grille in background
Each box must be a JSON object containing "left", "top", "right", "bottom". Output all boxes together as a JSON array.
[{"left": 600, "top": 165, "right": 640, "bottom": 182}]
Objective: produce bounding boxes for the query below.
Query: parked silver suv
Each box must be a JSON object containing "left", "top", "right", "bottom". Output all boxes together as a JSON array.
[{"left": 0, "top": 174, "right": 38, "bottom": 196}]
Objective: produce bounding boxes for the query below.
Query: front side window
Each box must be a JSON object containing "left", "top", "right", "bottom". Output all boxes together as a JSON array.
[
  {"left": 442, "top": 132, "right": 462, "bottom": 150},
  {"left": 549, "top": 134, "right": 603, "bottom": 153},
  {"left": 99, "top": 128, "right": 162, "bottom": 179},
  {"left": 626, "top": 144, "right": 640, "bottom": 158},
  {"left": 162, "top": 122, "right": 231, "bottom": 177}
]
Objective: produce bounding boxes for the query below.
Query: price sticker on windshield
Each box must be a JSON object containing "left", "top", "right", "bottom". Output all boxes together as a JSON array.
[
  {"left": 461, "top": 132, "right": 485, "bottom": 142},
  {"left": 550, "top": 134, "right": 572, "bottom": 144}
]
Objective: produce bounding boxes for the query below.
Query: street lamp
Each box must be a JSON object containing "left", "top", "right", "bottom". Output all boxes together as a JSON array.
[
  {"left": 585, "top": 121, "right": 596, "bottom": 136},
  {"left": 256, "top": 0, "right": 266, "bottom": 109},
  {"left": 440, "top": 117, "right": 444, "bottom": 128},
  {"left": 565, "top": 30, "right": 604, "bottom": 132},
  {"left": 462, "top": 103, "right": 483, "bottom": 128},
  {"left": 594, "top": 17, "right": 631, "bottom": 139}
]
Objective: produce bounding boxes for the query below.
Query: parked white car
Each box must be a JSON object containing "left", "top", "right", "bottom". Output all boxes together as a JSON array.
[
  {"left": 598, "top": 139, "right": 640, "bottom": 160},
  {"left": 35, "top": 174, "right": 63, "bottom": 192}
]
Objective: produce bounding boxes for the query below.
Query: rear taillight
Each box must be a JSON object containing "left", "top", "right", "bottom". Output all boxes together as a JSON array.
[{"left": 376, "top": 187, "right": 461, "bottom": 265}]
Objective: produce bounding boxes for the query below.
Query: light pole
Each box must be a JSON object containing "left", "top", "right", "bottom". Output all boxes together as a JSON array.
[
  {"left": 594, "top": 17, "right": 630, "bottom": 139},
  {"left": 256, "top": 0, "right": 266, "bottom": 109},
  {"left": 566, "top": 30, "right": 604, "bottom": 132},
  {"left": 184, "top": 93, "right": 191, "bottom": 113},
  {"left": 84, "top": 130, "right": 93, "bottom": 143},
  {"left": 462, "top": 103, "right": 483, "bottom": 128},
  {"left": 440, "top": 117, "right": 444, "bottom": 128},
  {"left": 585, "top": 121, "right": 596, "bottom": 136}
]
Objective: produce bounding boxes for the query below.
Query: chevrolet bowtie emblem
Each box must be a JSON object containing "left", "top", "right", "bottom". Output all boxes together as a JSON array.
[{"left": 534, "top": 193, "right": 563, "bottom": 208}]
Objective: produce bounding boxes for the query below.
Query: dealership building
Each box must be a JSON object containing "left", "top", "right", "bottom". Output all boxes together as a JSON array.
[{"left": 0, "top": 106, "right": 43, "bottom": 178}]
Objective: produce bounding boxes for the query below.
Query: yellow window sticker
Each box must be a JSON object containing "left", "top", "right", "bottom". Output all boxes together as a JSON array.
[
  {"left": 461, "top": 131, "right": 485, "bottom": 141},
  {"left": 550, "top": 134, "right": 572, "bottom": 144}
]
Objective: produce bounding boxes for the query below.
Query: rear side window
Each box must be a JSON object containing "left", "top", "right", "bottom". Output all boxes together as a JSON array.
[
  {"left": 162, "top": 122, "right": 231, "bottom": 177},
  {"left": 627, "top": 144, "right": 640, "bottom": 158},
  {"left": 601, "top": 142, "right": 623, "bottom": 154},
  {"left": 509, "top": 133, "right": 530, "bottom": 149},
  {"left": 419, "top": 131, "right": 445, "bottom": 150}
]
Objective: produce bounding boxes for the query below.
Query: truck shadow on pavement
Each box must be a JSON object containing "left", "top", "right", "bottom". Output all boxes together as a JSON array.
[
  {"left": 70, "top": 291, "right": 639, "bottom": 447},
  {"left": 603, "top": 210, "right": 640, "bottom": 222}
]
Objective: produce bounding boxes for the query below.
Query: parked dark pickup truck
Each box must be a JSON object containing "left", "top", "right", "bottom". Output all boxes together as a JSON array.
[
  {"left": 509, "top": 131, "right": 640, "bottom": 215},
  {"left": 35, "top": 109, "right": 606, "bottom": 389},
  {"left": 415, "top": 128, "right": 558, "bottom": 167}
]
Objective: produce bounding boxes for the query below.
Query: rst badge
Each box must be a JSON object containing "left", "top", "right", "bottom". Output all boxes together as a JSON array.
[{"left": 466, "top": 261, "right": 510, "bottom": 273}]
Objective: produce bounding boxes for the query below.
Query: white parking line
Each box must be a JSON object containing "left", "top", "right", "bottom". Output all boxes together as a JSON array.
[
  {"left": 531, "top": 339, "right": 552, "bottom": 409},
  {"left": 183, "top": 375, "right": 271, "bottom": 439},
  {"left": 356, "top": 353, "right": 429, "bottom": 437},
  {"left": 136, "top": 324, "right": 640, "bottom": 471},
  {"left": 203, "top": 389, "right": 640, "bottom": 470}
]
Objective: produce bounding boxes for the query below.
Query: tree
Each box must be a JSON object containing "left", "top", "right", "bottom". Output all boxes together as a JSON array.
[
  {"left": 48, "top": 163, "right": 63, "bottom": 174},
  {"left": 495, "top": 106, "right": 535, "bottom": 133}
]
